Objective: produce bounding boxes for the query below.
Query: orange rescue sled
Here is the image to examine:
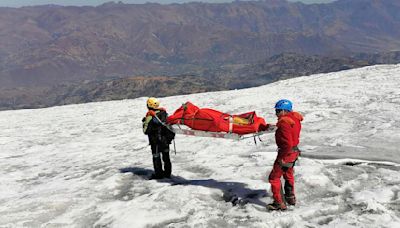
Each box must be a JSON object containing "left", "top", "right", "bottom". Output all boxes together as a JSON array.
[{"left": 166, "top": 102, "right": 275, "bottom": 140}]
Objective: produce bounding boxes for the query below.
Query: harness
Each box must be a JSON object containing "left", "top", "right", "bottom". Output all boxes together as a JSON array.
[{"left": 280, "top": 146, "right": 301, "bottom": 169}]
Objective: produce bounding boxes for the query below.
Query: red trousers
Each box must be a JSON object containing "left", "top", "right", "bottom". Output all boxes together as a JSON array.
[{"left": 268, "top": 159, "right": 295, "bottom": 203}]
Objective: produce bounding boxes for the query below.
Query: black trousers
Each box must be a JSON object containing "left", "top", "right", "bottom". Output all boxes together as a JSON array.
[{"left": 151, "top": 143, "right": 171, "bottom": 177}]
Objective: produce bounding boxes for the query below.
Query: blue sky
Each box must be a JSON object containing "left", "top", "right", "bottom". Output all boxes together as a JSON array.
[{"left": 0, "top": 0, "right": 336, "bottom": 7}]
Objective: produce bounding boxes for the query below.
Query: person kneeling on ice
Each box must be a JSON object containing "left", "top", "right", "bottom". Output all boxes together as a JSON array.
[
  {"left": 268, "top": 99, "right": 303, "bottom": 211},
  {"left": 142, "top": 97, "right": 175, "bottom": 179}
]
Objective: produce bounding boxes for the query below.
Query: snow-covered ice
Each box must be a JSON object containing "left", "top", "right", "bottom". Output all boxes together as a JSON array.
[{"left": 1, "top": 64, "right": 400, "bottom": 227}]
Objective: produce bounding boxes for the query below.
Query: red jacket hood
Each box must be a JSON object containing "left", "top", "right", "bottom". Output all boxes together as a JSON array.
[{"left": 277, "top": 111, "right": 303, "bottom": 126}]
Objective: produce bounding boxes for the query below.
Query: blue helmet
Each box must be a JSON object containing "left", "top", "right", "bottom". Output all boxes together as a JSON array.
[{"left": 275, "top": 99, "right": 293, "bottom": 111}]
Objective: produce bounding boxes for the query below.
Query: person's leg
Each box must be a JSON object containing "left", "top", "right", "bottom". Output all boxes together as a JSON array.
[
  {"left": 151, "top": 144, "right": 163, "bottom": 179},
  {"left": 283, "top": 167, "right": 296, "bottom": 205},
  {"left": 161, "top": 145, "right": 171, "bottom": 178},
  {"left": 268, "top": 161, "right": 287, "bottom": 210}
]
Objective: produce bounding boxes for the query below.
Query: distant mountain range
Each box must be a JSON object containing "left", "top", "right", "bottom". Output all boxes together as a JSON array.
[
  {"left": 1, "top": 51, "right": 399, "bottom": 110},
  {"left": 1, "top": 0, "right": 400, "bottom": 89}
]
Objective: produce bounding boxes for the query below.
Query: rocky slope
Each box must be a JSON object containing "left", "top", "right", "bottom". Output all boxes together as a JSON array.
[
  {"left": 1, "top": 0, "right": 400, "bottom": 88},
  {"left": 1, "top": 51, "right": 399, "bottom": 110}
]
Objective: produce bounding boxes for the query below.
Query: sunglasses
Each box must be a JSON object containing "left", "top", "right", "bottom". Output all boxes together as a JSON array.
[{"left": 275, "top": 109, "right": 283, "bottom": 114}]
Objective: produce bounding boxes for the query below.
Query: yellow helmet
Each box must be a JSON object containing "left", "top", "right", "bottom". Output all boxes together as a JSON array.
[{"left": 147, "top": 97, "right": 160, "bottom": 109}]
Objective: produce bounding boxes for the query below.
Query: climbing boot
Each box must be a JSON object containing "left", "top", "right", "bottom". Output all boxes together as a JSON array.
[
  {"left": 267, "top": 201, "right": 287, "bottom": 211},
  {"left": 285, "top": 195, "right": 296, "bottom": 206}
]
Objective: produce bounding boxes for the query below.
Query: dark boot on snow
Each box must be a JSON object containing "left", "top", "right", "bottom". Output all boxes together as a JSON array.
[
  {"left": 163, "top": 171, "right": 171, "bottom": 178},
  {"left": 149, "top": 173, "right": 164, "bottom": 180},
  {"left": 267, "top": 201, "right": 287, "bottom": 211},
  {"left": 285, "top": 195, "right": 296, "bottom": 206}
]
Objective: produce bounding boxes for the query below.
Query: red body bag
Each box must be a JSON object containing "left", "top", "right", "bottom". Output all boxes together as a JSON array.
[{"left": 166, "top": 102, "right": 269, "bottom": 135}]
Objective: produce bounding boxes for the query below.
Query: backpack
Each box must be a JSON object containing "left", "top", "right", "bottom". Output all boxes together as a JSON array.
[
  {"left": 155, "top": 110, "right": 175, "bottom": 145},
  {"left": 162, "top": 125, "right": 175, "bottom": 145}
]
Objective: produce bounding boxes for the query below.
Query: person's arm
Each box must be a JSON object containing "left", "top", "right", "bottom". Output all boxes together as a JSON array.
[
  {"left": 276, "top": 117, "right": 296, "bottom": 164},
  {"left": 276, "top": 122, "right": 293, "bottom": 155}
]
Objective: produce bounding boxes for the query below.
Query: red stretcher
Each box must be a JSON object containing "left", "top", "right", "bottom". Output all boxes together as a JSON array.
[{"left": 166, "top": 102, "right": 275, "bottom": 140}]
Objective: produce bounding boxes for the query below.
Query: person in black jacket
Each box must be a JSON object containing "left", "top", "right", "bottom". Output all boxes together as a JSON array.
[{"left": 142, "top": 97, "right": 174, "bottom": 179}]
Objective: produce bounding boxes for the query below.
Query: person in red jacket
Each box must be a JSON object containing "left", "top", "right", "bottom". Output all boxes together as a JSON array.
[{"left": 267, "top": 99, "right": 303, "bottom": 211}]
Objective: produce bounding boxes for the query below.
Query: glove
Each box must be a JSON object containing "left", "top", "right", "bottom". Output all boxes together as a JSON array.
[{"left": 147, "top": 110, "right": 156, "bottom": 117}]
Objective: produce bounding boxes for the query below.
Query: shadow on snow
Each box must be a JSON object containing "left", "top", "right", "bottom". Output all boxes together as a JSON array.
[{"left": 119, "top": 166, "right": 269, "bottom": 207}]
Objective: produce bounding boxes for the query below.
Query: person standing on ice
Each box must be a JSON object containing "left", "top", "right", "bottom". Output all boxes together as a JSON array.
[
  {"left": 142, "top": 97, "right": 174, "bottom": 179},
  {"left": 267, "top": 99, "right": 303, "bottom": 210}
]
